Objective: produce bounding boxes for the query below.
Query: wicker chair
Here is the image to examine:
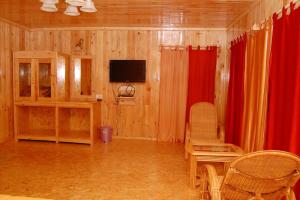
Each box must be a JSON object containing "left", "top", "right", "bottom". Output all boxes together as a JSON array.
[
  {"left": 200, "top": 150, "right": 300, "bottom": 200},
  {"left": 185, "top": 102, "right": 224, "bottom": 158}
]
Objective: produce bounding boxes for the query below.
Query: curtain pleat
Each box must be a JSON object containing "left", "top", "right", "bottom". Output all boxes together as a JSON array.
[
  {"left": 158, "top": 48, "right": 188, "bottom": 142},
  {"left": 241, "top": 20, "right": 272, "bottom": 152},
  {"left": 185, "top": 46, "right": 217, "bottom": 122},
  {"left": 265, "top": 4, "right": 300, "bottom": 197},
  {"left": 266, "top": 5, "right": 300, "bottom": 153},
  {"left": 225, "top": 35, "right": 247, "bottom": 146}
]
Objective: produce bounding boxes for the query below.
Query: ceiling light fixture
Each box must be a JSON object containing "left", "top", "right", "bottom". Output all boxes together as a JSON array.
[
  {"left": 40, "top": 0, "right": 59, "bottom": 3},
  {"left": 40, "top": 0, "right": 58, "bottom": 12},
  {"left": 80, "top": 0, "right": 97, "bottom": 13},
  {"left": 40, "top": 0, "right": 97, "bottom": 16},
  {"left": 65, "top": 0, "right": 86, "bottom": 7},
  {"left": 64, "top": 5, "right": 80, "bottom": 16}
]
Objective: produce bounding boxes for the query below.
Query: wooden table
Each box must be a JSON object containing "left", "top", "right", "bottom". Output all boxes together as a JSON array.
[{"left": 187, "top": 143, "right": 244, "bottom": 188}]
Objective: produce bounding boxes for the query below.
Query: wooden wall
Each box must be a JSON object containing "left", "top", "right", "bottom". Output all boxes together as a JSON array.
[
  {"left": 0, "top": 19, "right": 26, "bottom": 142},
  {"left": 25, "top": 28, "right": 228, "bottom": 139},
  {"left": 3, "top": 0, "right": 293, "bottom": 142},
  {"left": 0, "top": 0, "right": 294, "bottom": 143},
  {"left": 227, "top": 0, "right": 291, "bottom": 41}
]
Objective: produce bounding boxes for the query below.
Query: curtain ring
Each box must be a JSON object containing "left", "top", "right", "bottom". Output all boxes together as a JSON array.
[
  {"left": 282, "top": 7, "right": 287, "bottom": 16},
  {"left": 273, "top": 13, "right": 278, "bottom": 21},
  {"left": 290, "top": 2, "right": 295, "bottom": 12}
]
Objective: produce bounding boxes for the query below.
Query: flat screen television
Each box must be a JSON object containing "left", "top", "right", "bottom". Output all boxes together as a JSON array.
[{"left": 109, "top": 60, "right": 146, "bottom": 82}]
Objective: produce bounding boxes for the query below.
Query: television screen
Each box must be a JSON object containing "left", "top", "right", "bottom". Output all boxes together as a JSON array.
[{"left": 109, "top": 60, "right": 146, "bottom": 82}]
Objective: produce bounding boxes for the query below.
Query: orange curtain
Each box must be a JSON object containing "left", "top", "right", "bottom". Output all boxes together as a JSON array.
[
  {"left": 241, "top": 20, "right": 272, "bottom": 152},
  {"left": 158, "top": 48, "right": 188, "bottom": 142}
]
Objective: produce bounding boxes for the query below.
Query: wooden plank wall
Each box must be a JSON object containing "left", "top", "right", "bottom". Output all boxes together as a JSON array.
[
  {"left": 25, "top": 28, "right": 228, "bottom": 139},
  {"left": 0, "top": 19, "right": 26, "bottom": 142},
  {"left": 227, "top": 0, "right": 291, "bottom": 41}
]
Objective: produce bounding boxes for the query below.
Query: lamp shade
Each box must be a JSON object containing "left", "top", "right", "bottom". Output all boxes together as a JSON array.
[
  {"left": 64, "top": 5, "right": 80, "bottom": 16},
  {"left": 65, "top": 0, "right": 86, "bottom": 7},
  {"left": 80, "top": 0, "right": 97, "bottom": 13},
  {"left": 40, "top": 1, "right": 58, "bottom": 12},
  {"left": 40, "top": 0, "right": 58, "bottom": 3}
]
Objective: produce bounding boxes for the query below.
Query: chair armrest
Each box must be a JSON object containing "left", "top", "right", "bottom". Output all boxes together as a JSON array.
[
  {"left": 218, "top": 123, "right": 225, "bottom": 142},
  {"left": 200, "top": 164, "right": 222, "bottom": 200}
]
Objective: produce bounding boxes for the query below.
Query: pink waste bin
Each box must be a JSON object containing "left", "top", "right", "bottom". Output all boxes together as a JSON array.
[{"left": 100, "top": 126, "right": 112, "bottom": 143}]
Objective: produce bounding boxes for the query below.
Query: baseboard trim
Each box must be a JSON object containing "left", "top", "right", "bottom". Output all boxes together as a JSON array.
[{"left": 112, "top": 136, "right": 156, "bottom": 141}]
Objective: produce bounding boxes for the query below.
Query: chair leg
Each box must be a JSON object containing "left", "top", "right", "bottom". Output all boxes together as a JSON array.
[
  {"left": 199, "top": 165, "right": 208, "bottom": 199},
  {"left": 189, "top": 155, "right": 198, "bottom": 188},
  {"left": 204, "top": 164, "right": 222, "bottom": 200}
]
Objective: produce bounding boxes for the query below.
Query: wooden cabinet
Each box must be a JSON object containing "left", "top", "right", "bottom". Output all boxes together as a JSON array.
[
  {"left": 57, "top": 102, "right": 101, "bottom": 145},
  {"left": 14, "top": 103, "right": 57, "bottom": 142},
  {"left": 14, "top": 102, "right": 101, "bottom": 145},
  {"left": 13, "top": 51, "right": 101, "bottom": 146},
  {"left": 70, "top": 55, "right": 95, "bottom": 101},
  {"left": 14, "top": 51, "right": 69, "bottom": 102}
]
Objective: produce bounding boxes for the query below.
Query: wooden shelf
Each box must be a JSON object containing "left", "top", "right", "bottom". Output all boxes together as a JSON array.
[
  {"left": 13, "top": 51, "right": 101, "bottom": 146},
  {"left": 116, "top": 96, "right": 136, "bottom": 105},
  {"left": 57, "top": 101, "right": 94, "bottom": 108},
  {"left": 58, "top": 106, "right": 91, "bottom": 145},
  {"left": 14, "top": 102, "right": 100, "bottom": 145},
  {"left": 117, "top": 96, "right": 135, "bottom": 99},
  {"left": 15, "top": 105, "right": 56, "bottom": 142},
  {"left": 14, "top": 101, "right": 56, "bottom": 107},
  {"left": 58, "top": 130, "right": 91, "bottom": 144},
  {"left": 16, "top": 129, "right": 56, "bottom": 142}
]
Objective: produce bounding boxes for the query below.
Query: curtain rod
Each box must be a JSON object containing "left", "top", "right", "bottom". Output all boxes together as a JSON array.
[
  {"left": 251, "top": 0, "right": 300, "bottom": 30},
  {"left": 160, "top": 45, "right": 221, "bottom": 50},
  {"left": 276, "top": 0, "right": 300, "bottom": 18},
  {"left": 189, "top": 46, "right": 221, "bottom": 50},
  {"left": 229, "top": 0, "right": 300, "bottom": 45},
  {"left": 160, "top": 45, "right": 186, "bottom": 50},
  {"left": 228, "top": 21, "right": 270, "bottom": 46}
]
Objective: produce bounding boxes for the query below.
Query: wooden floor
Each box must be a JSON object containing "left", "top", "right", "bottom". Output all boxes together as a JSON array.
[{"left": 0, "top": 139, "right": 198, "bottom": 200}]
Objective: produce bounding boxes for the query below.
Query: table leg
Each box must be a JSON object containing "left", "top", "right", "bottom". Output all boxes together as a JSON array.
[{"left": 189, "top": 155, "right": 197, "bottom": 188}]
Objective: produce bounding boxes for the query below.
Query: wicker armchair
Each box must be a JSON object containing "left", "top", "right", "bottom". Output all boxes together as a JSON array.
[
  {"left": 200, "top": 150, "right": 300, "bottom": 200},
  {"left": 185, "top": 102, "right": 224, "bottom": 158}
]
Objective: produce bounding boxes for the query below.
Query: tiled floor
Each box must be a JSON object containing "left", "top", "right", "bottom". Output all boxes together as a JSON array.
[{"left": 0, "top": 139, "right": 198, "bottom": 200}]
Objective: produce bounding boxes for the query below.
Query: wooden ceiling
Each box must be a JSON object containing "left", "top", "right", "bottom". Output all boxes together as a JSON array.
[{"left": 0, "top": 0, "right": 256, "bottom": 28}]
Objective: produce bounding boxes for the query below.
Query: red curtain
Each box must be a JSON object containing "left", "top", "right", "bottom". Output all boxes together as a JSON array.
[
  {"left": 266, "top": 4, "right": 300, "bottom": 197},
  {"left": 186, "top": 46, "right": 217, "bottom": 121},
  {"left": 225, "top": 35, "right": 247, "bottom": 146}
]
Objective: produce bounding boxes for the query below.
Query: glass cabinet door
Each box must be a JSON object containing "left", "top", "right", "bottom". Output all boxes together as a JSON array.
[
  {"left": 37, "top": 59, "right": 53, "bottom": 99},
  {"left": 16, "top": 59, "right": 34, "bottom": 101},
  {"left": 19, "top": 62, "right": 32, "bottom": 97}
]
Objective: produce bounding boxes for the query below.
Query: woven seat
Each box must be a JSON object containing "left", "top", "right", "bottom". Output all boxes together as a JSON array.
[
  {"left": 200, "top": 150, "right": 300, "bottom": 200},
  {"left": 185, "top": 102, "right": 224, "bottom": 158}
]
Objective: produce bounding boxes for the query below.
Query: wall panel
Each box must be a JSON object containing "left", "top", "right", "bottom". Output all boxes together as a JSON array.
[
  {"left": 24, "top": 28, "right": 228, "bottom": 139},
  {"left": 0, "top": 20, "right": 26, "bottom": 142}
]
